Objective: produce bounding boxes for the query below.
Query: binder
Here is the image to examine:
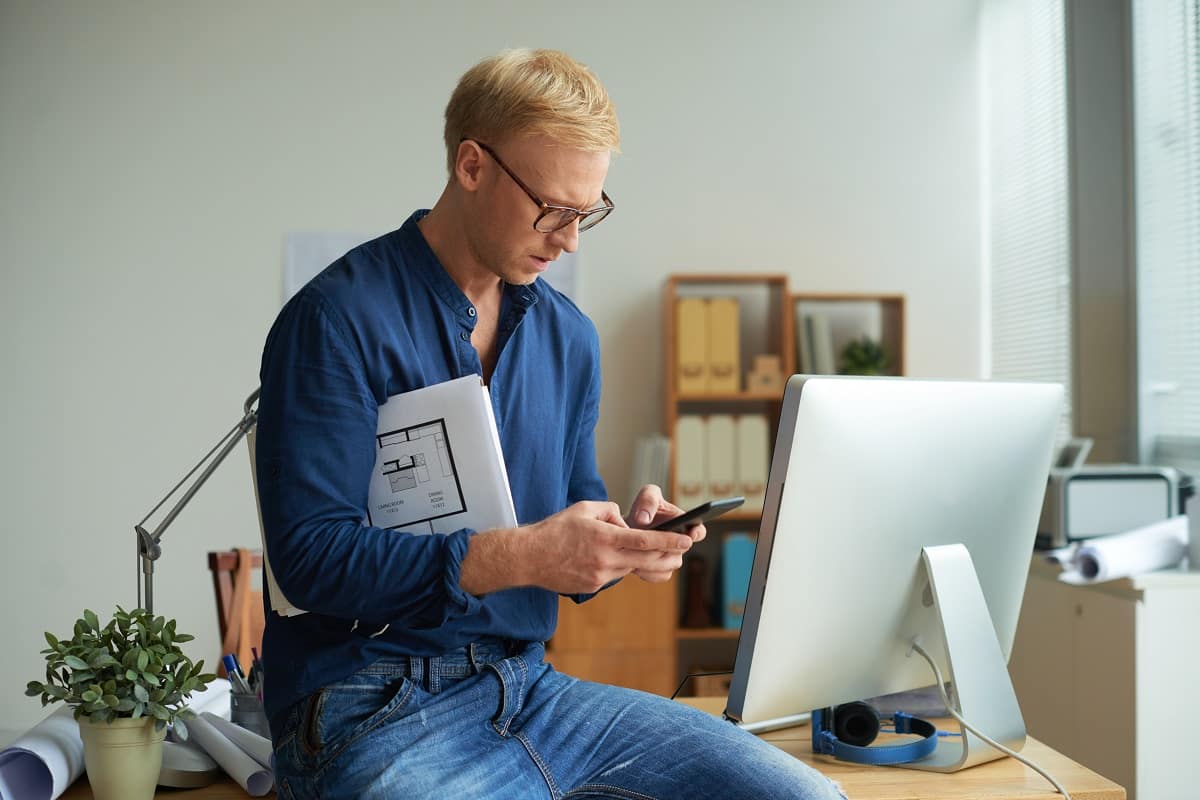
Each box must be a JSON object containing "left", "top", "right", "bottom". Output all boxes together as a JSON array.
[
  {"left": 674, "top": 415, "right": 708, "bottom": 510},
  {"left": 676, "top": 298, "right": 709, "bottom": 394},
  {"left": 736, "top": 414, "right": 769, "bottom": 514},
  {"left": 706, "top": 414, "right": 738, "bottom": 499},
  {"left": 809, "top": 313, "right": 836, "bottom": 374},
  {"left": 722, "top": 533, "right": 756, "bottom": 629},
  {"left": 707, "top": 298, "right": 741, "bottom": 392},
  {"left": 256, "top": 375, "right": 517, "bottom": 616}
]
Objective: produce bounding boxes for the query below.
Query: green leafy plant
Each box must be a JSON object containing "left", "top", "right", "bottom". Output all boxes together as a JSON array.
[
  {"left": 25, "top": 606, "right": 216, "bottom": 738},
  {"left": 838, "top": 336, "right": 891, "bottom": 376}
]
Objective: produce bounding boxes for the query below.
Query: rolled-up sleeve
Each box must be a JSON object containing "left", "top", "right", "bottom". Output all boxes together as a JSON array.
[{"left": 257, "top": 289, "right": 482, "bottom": 626}]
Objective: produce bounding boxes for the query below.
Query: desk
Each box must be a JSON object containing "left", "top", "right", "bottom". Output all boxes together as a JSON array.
[
  {"left": 57, "top": 700, "right": 1123, "bottom": 800},
  {"left": 683, "top": 698, "right": 1124, "bottom": 800},
  {"left": 59, "top": 778, "right": 272, "bottom": 799}
]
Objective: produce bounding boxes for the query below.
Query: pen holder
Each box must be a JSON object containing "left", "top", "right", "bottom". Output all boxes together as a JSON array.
[{"left": 230, "top": 691, "right": 271, "bottom": 740}]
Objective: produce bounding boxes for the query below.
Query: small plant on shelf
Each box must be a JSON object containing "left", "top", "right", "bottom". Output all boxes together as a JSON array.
[{"left": 839, "top": 336, "right": 891, "bottom": 376}]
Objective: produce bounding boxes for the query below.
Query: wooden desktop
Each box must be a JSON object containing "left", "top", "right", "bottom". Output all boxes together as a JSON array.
[
  {"left": 59, "top": 698, "right": 1123, "bottom": 799},
  {"left": 682, "top": 697, "right": 1124, "bottom": 800}
]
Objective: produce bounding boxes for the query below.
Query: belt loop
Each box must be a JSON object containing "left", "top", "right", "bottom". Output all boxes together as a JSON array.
[
  {"left": 428, "top": 656, "right": 442, "bottom": 694},
  {"left": 408, "top": 655, "right": 425, "bottom": 690},
  {"left": 468, "top": 642, "right": 480, "bottom": 674}
]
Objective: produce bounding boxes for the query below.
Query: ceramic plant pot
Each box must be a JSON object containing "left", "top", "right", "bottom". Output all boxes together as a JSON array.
[{"left": 78, "top": 716, "right": 166, "bottom": 800}]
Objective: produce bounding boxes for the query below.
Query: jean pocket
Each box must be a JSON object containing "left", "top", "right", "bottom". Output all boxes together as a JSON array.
[
  {"left": 277, "top": 777, "right": 297, "bottom": 800},
  {"left": 307, "top": 673, "right": 419, "bottom": 764}
]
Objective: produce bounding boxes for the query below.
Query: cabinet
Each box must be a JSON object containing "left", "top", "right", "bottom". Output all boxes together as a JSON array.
[
  {"left": 550, "top": 275, "right": 906, "bottom": 697},
  {"left": 1009, "top": 560, "right": 1200, "bottom": 800}
]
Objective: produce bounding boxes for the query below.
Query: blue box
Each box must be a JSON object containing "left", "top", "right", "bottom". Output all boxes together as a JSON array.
[{"left": 722, "top": 533, "right": 756, "bottom": 629}]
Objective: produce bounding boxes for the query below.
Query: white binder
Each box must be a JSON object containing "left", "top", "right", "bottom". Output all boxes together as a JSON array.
[
  {"left": 674, "top": 415, "right": 708, "bottom": 510},
  {"left": 706, "top": 414, "right": 738, "bottom": 499},
  {"left": 736, "top": 414, "right": 769, "bottom": 514}
]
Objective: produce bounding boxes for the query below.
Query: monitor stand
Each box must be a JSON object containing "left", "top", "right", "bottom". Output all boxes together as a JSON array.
[{"left": 903, "top": 543, "right": 1027, "bottom": 772}]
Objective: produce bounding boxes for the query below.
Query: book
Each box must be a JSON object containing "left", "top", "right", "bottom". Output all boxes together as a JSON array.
[
  {"left": 257, "top": 375, "right": 517, "bottom": 616},
  {"left": 722, "top": 533, "right": 757, "bottom": 629},
  {"left": 808, "top": 313, "right": 836, "bottom": 374}
]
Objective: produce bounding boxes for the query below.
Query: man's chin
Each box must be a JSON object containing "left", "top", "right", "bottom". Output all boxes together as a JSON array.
[{"left": 498, "top": 266, "right": 542, "bottom": 286}]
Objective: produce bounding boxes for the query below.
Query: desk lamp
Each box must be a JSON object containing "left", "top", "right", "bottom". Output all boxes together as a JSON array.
[{"left": 134, "top": 389, "right": 260, "bottom": 614}]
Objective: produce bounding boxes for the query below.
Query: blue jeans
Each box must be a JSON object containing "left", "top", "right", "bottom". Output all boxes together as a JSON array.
[{"left": 271, "top": 639, "right": 845, "bottom": 799}]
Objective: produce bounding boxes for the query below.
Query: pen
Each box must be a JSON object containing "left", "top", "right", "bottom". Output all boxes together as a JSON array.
[{"left": 222, "top": 654, "right": 252, "bottom": 694}]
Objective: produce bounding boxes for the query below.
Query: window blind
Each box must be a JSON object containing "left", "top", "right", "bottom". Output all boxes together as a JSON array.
[
  {"left": 983, "top": 0, "right": 1073, "bottom": 444},
  {"left": 1133, "top": 0, "right": 1200, "bottom": 474}
]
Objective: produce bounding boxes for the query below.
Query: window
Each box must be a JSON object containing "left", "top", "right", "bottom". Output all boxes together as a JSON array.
[
  {"left": 1133, "top": 0, "right": 1200, "bottom": 474},
  {"left": 983, "top": 0, "right": 1073, "bottom": 444}
]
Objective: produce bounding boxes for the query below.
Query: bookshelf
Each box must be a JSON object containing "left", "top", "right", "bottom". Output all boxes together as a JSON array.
[{"left": 549, "top": 275, "right": 905, "bottom": 698}]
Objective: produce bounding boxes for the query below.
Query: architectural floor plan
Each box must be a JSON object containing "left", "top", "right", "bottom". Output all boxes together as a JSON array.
[{"left": 370, "top": 418, "right": 466, "bottom": 531}]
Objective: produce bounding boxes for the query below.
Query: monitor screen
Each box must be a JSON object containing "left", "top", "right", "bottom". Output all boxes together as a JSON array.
[{"left": 726, "top": 376, "right": 1061, "bottom": 761}]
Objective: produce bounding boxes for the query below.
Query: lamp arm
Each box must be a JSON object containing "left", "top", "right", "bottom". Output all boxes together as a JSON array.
[{"left": 136, "top": 388, "right": 261, "bottom": 614}]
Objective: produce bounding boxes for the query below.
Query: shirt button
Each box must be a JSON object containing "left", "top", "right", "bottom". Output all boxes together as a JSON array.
[
  {"left": 460, "top": 331, "right": 470, "bottom": 341},
  {"left": 467, "top": 307, "right": 476, "bottom": 317}
]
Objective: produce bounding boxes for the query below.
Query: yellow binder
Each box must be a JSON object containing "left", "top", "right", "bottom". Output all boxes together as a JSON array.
[
  {"left": 676, "top": 298, "right": 709, "bottom": 394},
  {"left": 707, "top": 298, "right": 741, "bottom": 393}
]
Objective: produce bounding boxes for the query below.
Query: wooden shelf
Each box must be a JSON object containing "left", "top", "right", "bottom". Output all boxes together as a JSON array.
[
  {"left": 676, "top": 627, "right": 741, "bottom": 640},
  {"left": 677, "top": 391, "right": 785, "bottom": 402},
  {"left": 714, "top": 511, "right": 762, "bottom": 523}
]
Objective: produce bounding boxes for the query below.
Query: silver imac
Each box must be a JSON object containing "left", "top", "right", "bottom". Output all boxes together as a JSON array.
[{"left": 725, "top": 375, "right": 1062, "bottom": 772}]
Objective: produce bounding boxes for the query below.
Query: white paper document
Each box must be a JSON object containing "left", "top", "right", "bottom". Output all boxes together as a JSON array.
[
  {"left": 368, "top": 376, "right": 516, "bottom": 533},
  {"left": 0, "top": 706, "right": 83, "bottom": 800},
  {"left": 187, "top": 714, "right": 273, "bottom": 796},
  {"left": 1059, "top": 515, "right": 1188, "bottom": 584},
  {"left": 262, "top": 375, "right": 517, "bottom": 615}
]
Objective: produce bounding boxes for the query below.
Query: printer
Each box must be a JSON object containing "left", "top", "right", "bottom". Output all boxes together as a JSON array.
[{"left": 1037, "top": 464, "right": 1186, "bottom": 549}]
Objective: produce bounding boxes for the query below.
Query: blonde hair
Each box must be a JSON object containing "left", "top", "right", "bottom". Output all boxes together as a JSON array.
[{"left": 443, "top": 49, "right": 620, "bottom": 175}]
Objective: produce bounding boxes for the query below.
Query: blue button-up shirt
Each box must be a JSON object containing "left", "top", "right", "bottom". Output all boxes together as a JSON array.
[{"left": 256, "top": 211, "right": 606, "bottom": 723}]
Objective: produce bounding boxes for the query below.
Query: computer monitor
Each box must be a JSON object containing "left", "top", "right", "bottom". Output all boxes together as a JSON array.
[{"left": 726, "top": 375, "right": 1062, "bottom": 771}]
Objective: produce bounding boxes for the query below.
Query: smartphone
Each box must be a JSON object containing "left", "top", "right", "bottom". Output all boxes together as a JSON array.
[{"left": 651, "top": 496, "right": 746, "bottom": 532}]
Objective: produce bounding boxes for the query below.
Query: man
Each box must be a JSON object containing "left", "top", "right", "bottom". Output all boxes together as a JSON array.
[{"left": 258, "top": 48, "right": 842, "bottom": 799}]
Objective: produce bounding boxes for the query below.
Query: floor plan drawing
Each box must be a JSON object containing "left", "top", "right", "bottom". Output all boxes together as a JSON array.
[{"left": 369, "top": 418, "right": 467, "bottom": 531}]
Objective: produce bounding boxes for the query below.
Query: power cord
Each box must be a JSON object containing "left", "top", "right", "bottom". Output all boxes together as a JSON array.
[
  {"left": 670, "top": 670, "right": 732, "bottom": 701},
  {"left": 908, "top": 641, "right": 1072, "bottom": 800}
]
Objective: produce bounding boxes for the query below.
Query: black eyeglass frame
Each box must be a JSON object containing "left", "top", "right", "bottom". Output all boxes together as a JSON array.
[{"left": 463, "top": 138, "right": 614, "bottom": 233}]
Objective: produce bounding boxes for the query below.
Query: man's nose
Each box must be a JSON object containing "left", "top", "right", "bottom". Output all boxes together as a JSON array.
[{"left": 549, "top": 218, "right": 581, "bottom": 254}]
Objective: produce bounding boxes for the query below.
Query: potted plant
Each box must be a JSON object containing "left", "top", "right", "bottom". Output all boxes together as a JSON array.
[
  {"left": 838, "top": 336, "right": 892, "bottom": 376},
  {"left": 26, "top": 606, "right": 216, "bottom": 800}
]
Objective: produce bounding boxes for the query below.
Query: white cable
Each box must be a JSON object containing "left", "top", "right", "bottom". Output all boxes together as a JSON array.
[{"left": 908, "top": 641, "right": 1072, "bottom": 800}]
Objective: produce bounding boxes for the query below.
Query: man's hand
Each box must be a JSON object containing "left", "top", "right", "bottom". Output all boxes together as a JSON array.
[
  {"left": 625, "top": 484, "right": 705, "bottom": 583},
  {"left": 459, "top": 500, "right": 694, "bottom": 596}
]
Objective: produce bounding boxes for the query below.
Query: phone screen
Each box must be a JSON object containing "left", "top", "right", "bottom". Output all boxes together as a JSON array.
[{"left": 652, "top": 496, "right": 745, "bottom": 531}]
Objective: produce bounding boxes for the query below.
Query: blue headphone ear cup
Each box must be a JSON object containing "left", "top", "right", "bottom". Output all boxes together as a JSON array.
[{"left": 833, "top": 701, "right": 881, "bottom": 748}]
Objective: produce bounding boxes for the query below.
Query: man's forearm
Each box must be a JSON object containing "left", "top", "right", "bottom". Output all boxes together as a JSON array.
[{"left": 459, "top": 527, "right": 535, "bottom": 596}]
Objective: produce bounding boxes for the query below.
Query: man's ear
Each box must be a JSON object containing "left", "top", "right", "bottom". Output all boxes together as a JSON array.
[{"left": 455, "top": 140, "right": 486, "bottom": 192}]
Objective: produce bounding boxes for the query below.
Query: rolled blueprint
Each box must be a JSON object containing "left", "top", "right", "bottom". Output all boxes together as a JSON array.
[
  {"left": 201, "top": 713, "right": 272, "bottom": 769},
  {"left": 1060, "top": 515, "right": 1188, "bottom": 584},
  {"left": 0, "top": 706, "right": 83, "bottom": 800},
  {"left": 186, "top": 713, "right": 273, "bottom": 796}
]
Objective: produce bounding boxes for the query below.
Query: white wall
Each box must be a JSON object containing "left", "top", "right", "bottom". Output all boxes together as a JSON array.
[{"left": 0, "top": 0, "right": 981, "bottom": 737}]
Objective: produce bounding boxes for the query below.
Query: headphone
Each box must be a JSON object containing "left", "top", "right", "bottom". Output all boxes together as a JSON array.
[{"left": 811, "top": 702, "right": 939, "bottom": 765}]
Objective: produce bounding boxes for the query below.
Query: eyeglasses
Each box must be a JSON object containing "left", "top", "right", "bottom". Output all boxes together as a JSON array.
[{"left": 465, "top": 138, "right": 614, "bottom": 233}]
